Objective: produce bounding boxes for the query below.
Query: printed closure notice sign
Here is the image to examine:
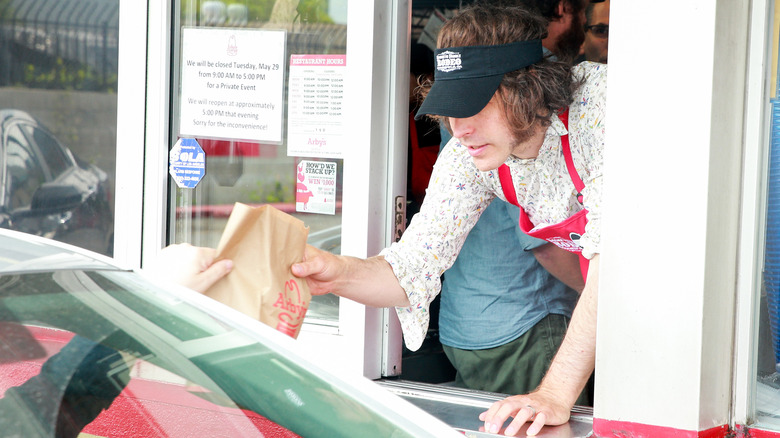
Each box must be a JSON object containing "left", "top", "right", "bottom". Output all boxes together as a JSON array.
[{"left": 179, "top": 27, "right": 286, "bottom": 143}]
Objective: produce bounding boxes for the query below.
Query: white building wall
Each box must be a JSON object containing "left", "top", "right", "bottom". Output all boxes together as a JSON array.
[{"left": 595, "top": 0, "right": 748, "bottom": 432}]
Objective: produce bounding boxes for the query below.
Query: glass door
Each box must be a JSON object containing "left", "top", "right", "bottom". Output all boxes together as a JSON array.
[
  {"left": 144, "top": 0, "right": 409, "bottom": 378},
  {"left": 169, "top": 0, "right": 348, "bottom": 328}
]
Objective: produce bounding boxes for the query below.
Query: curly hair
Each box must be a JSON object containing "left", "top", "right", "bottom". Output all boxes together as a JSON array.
[{"left": 419, "top": 3, "right": 583, "bottom": 141}]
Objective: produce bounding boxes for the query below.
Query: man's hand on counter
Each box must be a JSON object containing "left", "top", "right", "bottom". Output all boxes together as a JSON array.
[{"left": 479, "top": 387, "right": 571, "bottom": 436}]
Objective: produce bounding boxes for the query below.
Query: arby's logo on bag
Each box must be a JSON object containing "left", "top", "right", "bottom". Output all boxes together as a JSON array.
[{"left": 274, "top": 279, "right": 310, "bottom": 337}]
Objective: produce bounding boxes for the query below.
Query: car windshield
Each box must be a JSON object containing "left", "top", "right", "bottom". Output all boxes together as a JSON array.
[{"left": 0, "top": 268, "right": 417, "bottom": 437}]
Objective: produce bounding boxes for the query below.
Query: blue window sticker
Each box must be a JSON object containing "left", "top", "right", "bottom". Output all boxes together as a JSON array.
[{"left": 169, "top": 138, "right": 206, "bottom": 189}]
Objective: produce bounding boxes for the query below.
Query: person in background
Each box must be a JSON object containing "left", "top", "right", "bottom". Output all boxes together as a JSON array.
[
  {"left": 497, "top": 0, "right": 589, "bottom": 64},
  {"left": 293, "top": 3, "right": 607, "bottom": 436},
  {"left": 433, "top": 0, "right": 590, "bottom": 402},
  {"left": 577, "top": 0, "right": 609, "bottom": 63}
]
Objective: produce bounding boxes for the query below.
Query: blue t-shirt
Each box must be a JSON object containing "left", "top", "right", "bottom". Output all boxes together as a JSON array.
[{"left": 438, "top": 128, "right": 578, "bottom": 350}]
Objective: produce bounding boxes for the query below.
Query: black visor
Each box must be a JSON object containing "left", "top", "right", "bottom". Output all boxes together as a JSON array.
[{"left": 415, "top": 39, "right": 543, "bottom": 120}]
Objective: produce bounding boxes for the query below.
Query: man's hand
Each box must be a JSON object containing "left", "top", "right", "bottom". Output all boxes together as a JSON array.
[
  {"left": 291, "top": 245, "right": 343, "bottom": 296},
  {"left": 292, "top": 245, "right": 411, "bottom": 308},
  {"left": 479, "top": 388, "right": 571, "bottom": 436},
  {"left": 151, "top": 243, "right": 233, "bottom": 293}
]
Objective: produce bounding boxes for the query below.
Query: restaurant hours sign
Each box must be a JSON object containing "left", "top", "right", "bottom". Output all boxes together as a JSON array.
[
  {"left": 286, "top": 54, "right": 346, "bottom": 158},
  {"left": 178, "top": 28, "right": 286, "bottom": 143}
]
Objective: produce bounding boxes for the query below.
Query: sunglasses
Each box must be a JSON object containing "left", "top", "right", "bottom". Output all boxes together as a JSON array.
[{"left": 585, "top": 24, "right": 609, "bottom": 38}]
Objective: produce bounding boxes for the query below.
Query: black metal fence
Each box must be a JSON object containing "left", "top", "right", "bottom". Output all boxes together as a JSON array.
[{"left": 0, "top": 0, "right": 119, "bottom": 91}]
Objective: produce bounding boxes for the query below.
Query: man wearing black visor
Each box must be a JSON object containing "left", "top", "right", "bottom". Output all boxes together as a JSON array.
[{"left": 293, "top": 3, "right": 606, "bottom": 436}]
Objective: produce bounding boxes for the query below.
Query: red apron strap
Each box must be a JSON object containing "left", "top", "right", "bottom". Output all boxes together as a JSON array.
[
  {"left": 498, "top": 164, "right": 519, "bottom": 207},
  {"left": 501, "top": 108, "right": 583, "bottom": 206},
  {"left": 559, "top": 108, "right": 585, "bottom": 204}
]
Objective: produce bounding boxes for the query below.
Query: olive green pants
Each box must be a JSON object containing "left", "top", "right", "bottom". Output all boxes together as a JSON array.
[{"left": 442, "top": 313, "right": 592, "bottom": 406}]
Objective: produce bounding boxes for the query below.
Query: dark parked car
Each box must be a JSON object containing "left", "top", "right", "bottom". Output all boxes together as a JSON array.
[
  {"left": 0, "top": 109, "right": 113, "bottom": 256},
  {"left": 0, "top": 229, "right": 463, "bottom": 437}
]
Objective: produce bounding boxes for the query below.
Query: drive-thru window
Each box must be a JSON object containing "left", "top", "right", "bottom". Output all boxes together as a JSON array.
[{"left": 4, "top": 0, "right": 780, "bottom": 436}]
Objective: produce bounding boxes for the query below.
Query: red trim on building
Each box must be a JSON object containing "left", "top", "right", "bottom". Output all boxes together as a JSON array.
[{"left": 593, "top": 419, "right": 729, "bottom": 438}]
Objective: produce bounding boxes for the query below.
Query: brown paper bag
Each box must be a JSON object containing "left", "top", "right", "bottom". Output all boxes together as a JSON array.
[{"left": 205, "top": 203, "right": 311, "bottom": 338}]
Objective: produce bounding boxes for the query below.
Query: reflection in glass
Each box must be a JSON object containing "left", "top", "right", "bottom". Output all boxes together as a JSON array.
[
  {"left": 5, "top": 125, "right": 46, "bottom": 211},
  {"left": 0, "top": 269, "right": 405, "bottom": 437},
  {"left": 0, "top": 0, "right": 118, "bottom": 256}
]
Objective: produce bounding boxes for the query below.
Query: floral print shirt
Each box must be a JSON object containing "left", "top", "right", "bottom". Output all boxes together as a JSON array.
[{"left": 381, "top": 62, "right": 607, "bottom": 351}]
